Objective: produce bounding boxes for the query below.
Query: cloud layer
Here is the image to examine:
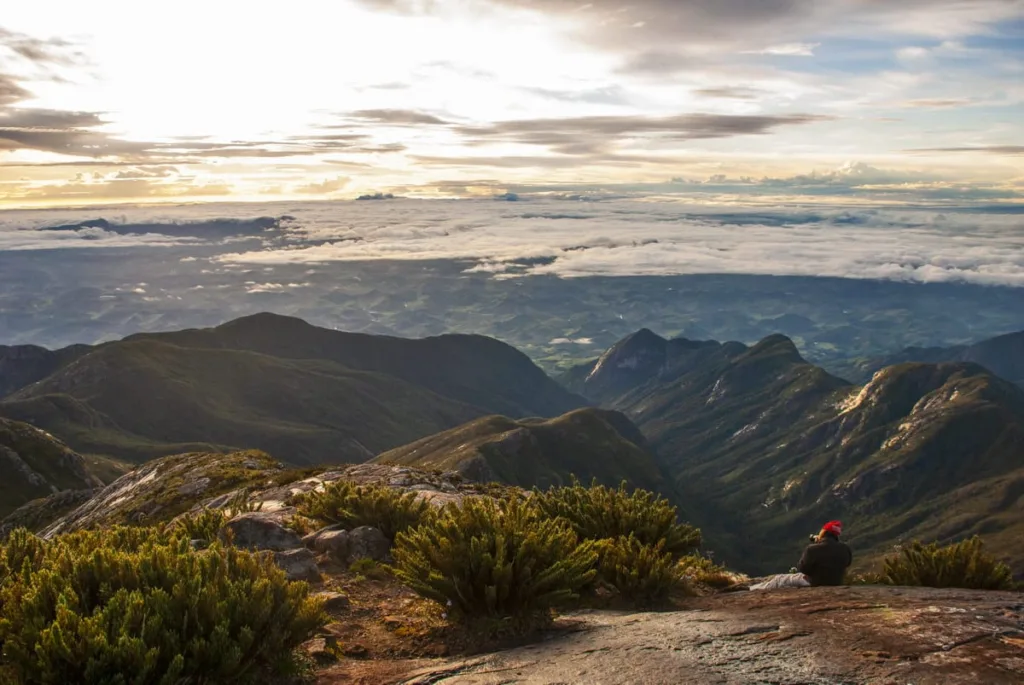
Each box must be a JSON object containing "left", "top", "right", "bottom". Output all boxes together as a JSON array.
[{"left": 4, "top": 198, "right": 1022, "bottom": 286}]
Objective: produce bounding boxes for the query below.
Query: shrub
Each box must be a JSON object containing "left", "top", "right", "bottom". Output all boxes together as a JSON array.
[
  {"left": 873, "top": 537, "right": 1015, "bottom": 590},
  {"left": 532, "top": 480, "right": 701, "bottom": 559},
  {"left": 595, "top": 535, "right": 692, "bottom": 606},
  {"left": 175, "top": 507, "right": 229, "bottom": 544},
  {"left": 393, "top": 496, "right": 597, "bottom": 620},
  {"left": 677, "top": 554, "right": 738, "bottom": 590},
  {"left": 349, "top": 557, "right": 392, "bottom": 581},
  {"left": 0, "top": 526, "right": 325, "bottom": 685},
  {"left": 296, "top": 481, "right": 431, "bottom": 541},
  {"left": 225, "top": 488, "right": 264, "bottom": 516}
]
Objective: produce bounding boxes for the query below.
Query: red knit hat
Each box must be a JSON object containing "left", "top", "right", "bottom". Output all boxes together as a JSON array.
[{"left": 822, "top": 520, "right": 843, "bottom": 537}]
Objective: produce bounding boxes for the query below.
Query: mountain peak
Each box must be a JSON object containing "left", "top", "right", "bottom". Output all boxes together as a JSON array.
[
  {"left": 583, "top": 328, "right": 669, "bottom": 396},
  {"left": 747, "top": 334, "right": 805, "bottom": 364},
  {"left": 216, "top": 312, "right": 314, "bottom": 333}
]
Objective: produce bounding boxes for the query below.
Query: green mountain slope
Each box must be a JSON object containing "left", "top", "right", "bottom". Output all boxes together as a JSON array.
[
  {"left": 0, "top": 417, "right": 104, "bottom": 518},
  {"left": 374, "top": 407, "right": 668, "bottom": 492},
  {"left": 122, "top": 312, "right": 586, "bottom": 418},
  {"left": 1, "top": 339, "right": 485, "bottom": 465},
  {"left": 580, "top": 330, "right": 1024, "bottom": 575},
  {"left": 0, "top": 313, "right": 586, "bottom": 466}
]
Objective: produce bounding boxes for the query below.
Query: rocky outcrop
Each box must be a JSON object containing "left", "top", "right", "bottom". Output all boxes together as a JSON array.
[
  {"left": 346, "top": 526, "right": 391, "bottom": 563},
  {"left": 393, "top": 586, "right": 1024, "bottom": 685},
  {"left": 222, "top": 511, "right": 304, "bottom": 552},
  {"left": 274, "top": 548, "right": 320, "bottom": 582},
  {"left": 41, "top": 450, "right": 282, "bottom": 537},
  {"left": 41, "top": 457, "right": 505, "bottom": 538}
]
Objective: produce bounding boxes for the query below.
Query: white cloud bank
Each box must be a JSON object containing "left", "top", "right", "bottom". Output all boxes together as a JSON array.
[{"left": 2, "top": 197, "right": 1022, "bottom": 286}]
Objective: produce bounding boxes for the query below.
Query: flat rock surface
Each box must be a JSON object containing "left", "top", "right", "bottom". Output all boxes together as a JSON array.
[{"left": 394, "top": 586, "right": 1024, "bottom": 685}]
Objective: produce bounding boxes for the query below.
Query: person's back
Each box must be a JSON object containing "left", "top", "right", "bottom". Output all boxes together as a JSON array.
[{"left": 798, "top": 521, "right": 852, "bottom": 586}]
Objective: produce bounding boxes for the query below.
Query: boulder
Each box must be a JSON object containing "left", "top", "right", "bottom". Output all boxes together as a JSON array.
[
  {"left": 222, "top": 511, "right": 303, "bottom": 551},
  {"left": 274, "top": 548, "right": 320, "bottom": 582},
  {"left": 305, "top": 528, "right": 352, "bottom": 559},
  {"left": 315, "top": 591, "right": 351, "bottom": 612},
  {"left": 346, "top": 526, "right": 391, "bottom": 563}
]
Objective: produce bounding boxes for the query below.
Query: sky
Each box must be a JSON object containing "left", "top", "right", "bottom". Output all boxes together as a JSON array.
[{"left": 0, "top": 0, "right": 1023, "bottom": 207}]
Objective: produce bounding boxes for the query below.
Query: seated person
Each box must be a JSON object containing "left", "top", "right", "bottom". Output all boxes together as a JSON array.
[
  {"left": 798, "top": 520, "right": 853, "bottom": 586},
  {"left": 748, "top": 520, "right": 852, "bottom": 591}
]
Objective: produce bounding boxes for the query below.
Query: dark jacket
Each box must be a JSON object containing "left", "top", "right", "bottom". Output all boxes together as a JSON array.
[{"left": 798, "top": 535, "right": 852, "bottom": 586}]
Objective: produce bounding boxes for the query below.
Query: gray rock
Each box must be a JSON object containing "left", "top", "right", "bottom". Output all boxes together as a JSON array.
[
  {"left": 316, "top": 591, "right": 351, "bottom": 612},
  {"left": 177, "top": 477, "right": 210, "bottom": 497},
  {"left": 346, "top": 525, "right": 391, "bottom": 563},
  {"left": 305, "top": 528, "right": 352, "bottom": 559},
  {"left": 223, "top": 511, "right": 303, "bottom": 551},
  {"left": 274, "top": 548, "right": 320, "bottom": 582}
]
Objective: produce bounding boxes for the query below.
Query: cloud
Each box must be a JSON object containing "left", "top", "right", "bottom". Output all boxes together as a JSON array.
[
  {"left": 356, "top": 1, "right": 1023, "bottom": 57},
  {"left": 0, "top": 26, "right": 84, "bottom": 66},
  {"left": 346, "top": 109, "right": 451, "bottom": 126},
  {"left": 4, "top": 198, "right": 1023, "bottom": 288},
  {"left": 521, "top": 85, "right": 631, "bottom": 106},
  {"left": 742, "top": 43, "right": 820, "bottom": 56},
  {"left": 295, "top": 176, "right": 351, "bottom": 195},
  {"left": 245, "top": 282, "right": 311, "bottom": 294},
  {"left": 0, "top": 74, "right": 30, "bottom": 106},
  {"left": 908, "top": 146, "right": 1024, "bottom": 156},
  {"left": 901, "top": 99, "right": 974, "bottom": 108},
  {"left": 452, "top": 112, "right": 833, "bottom": 155},
  {"left": 194, "top": 198, "right": 1024, "bottom": 287},
  {"left": 692, "top": 87, "right": 763, "bottom": 100},
  {"left": 0, "top": 108, "right": 149, "bottom": 157},
  {"left": 2, "top": 175, "right": 233, "bottom": 203}
]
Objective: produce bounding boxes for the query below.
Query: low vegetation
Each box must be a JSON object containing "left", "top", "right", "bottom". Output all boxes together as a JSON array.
[
  {"left": 531, "top": 480, "right": 702, "bottom": 559},
  {"left": 392, "top": 480, "right": 706, "bottom": 618},
  {"left": 393, "top": 496, "right": 597, "bottom": 621},
  {"left": 595, "top": 536, "right": 692, "bottom": 605},
  {"left": 677, "top": 554, "right": 739, "bottom": 590},
  {"left": 0, "top": 526, "right": 325, "bottom": 685},
  {"left": 296, "top": 480, "right": 432, "bottom": 541},
  {"left": 867, "top": 537, "right": 1016, "bottom": 590}
]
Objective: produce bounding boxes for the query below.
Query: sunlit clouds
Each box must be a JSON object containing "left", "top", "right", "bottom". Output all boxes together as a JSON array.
[{"left": 0, "top": 1, "right": 1022, "bottom": 206}]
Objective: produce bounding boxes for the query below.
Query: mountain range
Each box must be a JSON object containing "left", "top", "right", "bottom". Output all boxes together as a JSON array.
[
  {"left": 2, "top": 313, "right": 1022, "bottom": 576},
  {"left": 0, "top": 313, "right": 584, "bottom": 464},
  {"left": 837, "top": 330, "right": 1024, "bottom": 388},
  {"left": 565, "top": 328, "right": 1024, "bottom": 573}
]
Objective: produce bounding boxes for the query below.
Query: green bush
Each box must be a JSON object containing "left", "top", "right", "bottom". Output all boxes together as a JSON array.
[
  {"left": 296, "top": 481, "right": 432, "bottom": 541},
  {"left": 596, "top": 535, "right": 691, "bottom": 606},
  {"left": 873, "top": 537, "right": 1015, "bottom": 590},
  {"left": 0, "top": 526, "right": 325, "bottom": 685},
  {"left": 175, "top": 507, "right": 229, "bottom": 544},
  {"left": 393, "top": 496, "right": 597, "bottom": 620},
  {"left": 532, "top": 480, "right": 701, "bottom": 559},
  {"left": 349, "top": 557, "right": 392, "bottom": 581}
]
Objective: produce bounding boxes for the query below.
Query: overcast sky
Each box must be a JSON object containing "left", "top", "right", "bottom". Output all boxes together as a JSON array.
[{"left": 1, "top": 0, "right": 1022, "bottom": 206}]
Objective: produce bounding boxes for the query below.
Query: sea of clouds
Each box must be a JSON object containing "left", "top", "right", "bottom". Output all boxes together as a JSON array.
[{"left": 2, "top": 197, "right": 1022, "bottom": 286}]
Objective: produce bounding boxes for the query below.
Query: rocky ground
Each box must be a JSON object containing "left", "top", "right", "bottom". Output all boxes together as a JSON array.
[{"left": 321, "top": 586, "right": 1024, "bottom": 685}]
